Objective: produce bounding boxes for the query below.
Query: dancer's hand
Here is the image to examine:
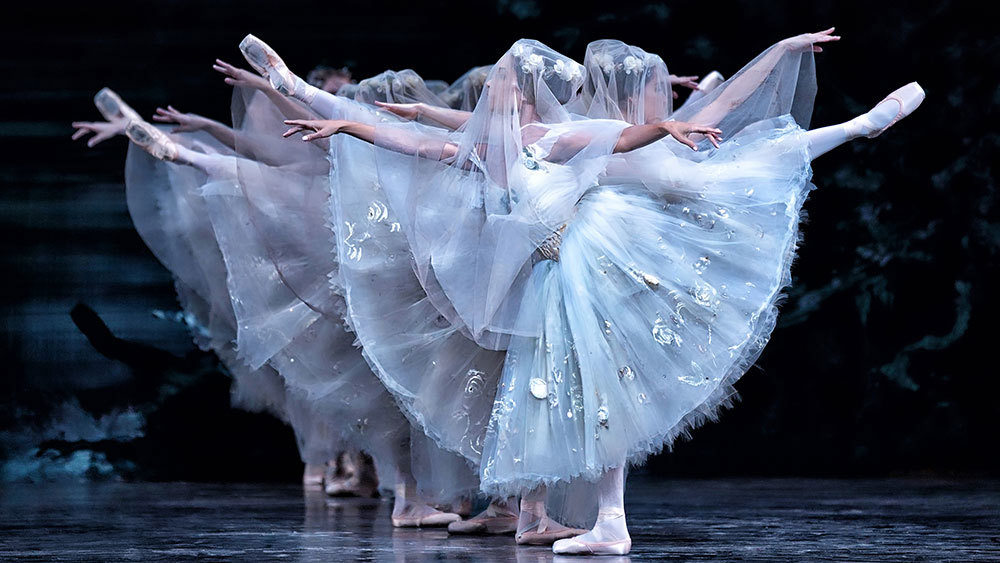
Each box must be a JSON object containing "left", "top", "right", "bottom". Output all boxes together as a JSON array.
[
  {"left": 662, "top": 121, "right": 722, "bottom": 150},
  {"left": 780, "top": 27, "right": 840, "bottom": 53},
  {"left": 71, "top": 119, "right": 125, "bottom": 147},
  {"left": 152, "top": 106, "right": 209, "bottom": 133},
  {"left": 670, "top": 75, "right": 700, "bottom": 90},
  {"left": 669, "top": 75, "right": 700, "bottom": 99},
  {"left": 213, "top": 59, "right": 269, "bottom": 90},
  {"left": 283, "top": 119, "right": 345, "bottom": 141},
  {"left": 374, "top": 101, "right": 424, "bottom": 121}
]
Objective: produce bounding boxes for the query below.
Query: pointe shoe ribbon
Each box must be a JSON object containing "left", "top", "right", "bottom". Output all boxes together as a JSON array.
[{"left": 866, "top": 82, "right": 925, "bottom": 138}]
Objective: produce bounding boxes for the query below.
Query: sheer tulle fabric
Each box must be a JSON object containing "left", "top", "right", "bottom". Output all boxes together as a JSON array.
[
  {"left": 480, "top": 116, "right": 815, "bottom": 496},
  {"left": 345, "top": 39, "right": 821, "bottom": 495},
  {"left": 370, "top": 40, "right": 624, "bottom": 349},
  {"left": 225, "top": 76, "right": 480, "bottom": 500},
  {"left": 440, "top": 65, "right": 491, "bottom": 111},
  {"left": 329, "top": 134, "right": 507, "bottom": 464},
  {"left": 123, "top": 139, "right": 338, "bottom": 467},
  {"left": 571, "top": 40, "right": 674, "bottom": 124}
]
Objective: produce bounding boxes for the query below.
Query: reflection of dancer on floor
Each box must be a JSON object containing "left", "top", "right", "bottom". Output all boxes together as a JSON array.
[{"left": 277, "top": 29, "right": 923, "bottom": 555}]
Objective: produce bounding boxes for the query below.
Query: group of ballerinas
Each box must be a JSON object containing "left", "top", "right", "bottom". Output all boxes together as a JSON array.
[{"left": 72, "top": 26, "right": 923, "bottom": 555}]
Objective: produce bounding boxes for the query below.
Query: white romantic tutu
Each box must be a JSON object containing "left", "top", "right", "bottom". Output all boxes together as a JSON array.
[
  {"left": 223, "top": 83, "right": 481, "bottom": 500},
  {"left": 123, "top": 117, "right": 477, "bottom": 499},
  {"left": 479, "top": 115, "right": 815, "bottom": 495}
]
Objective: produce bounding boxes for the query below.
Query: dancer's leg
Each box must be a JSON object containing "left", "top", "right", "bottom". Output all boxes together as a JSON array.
[
  {"left": 806, "top": 82, "right": 924, "bottom": 160},
  {"left": 552, "top": 464, "right": 631, "bottom": 555},
  {"left": 302, "top": 462, "right": 325, "bottom": 488},
  {"left": 173, "top": 146, "right": 238, "bottom": 180}
]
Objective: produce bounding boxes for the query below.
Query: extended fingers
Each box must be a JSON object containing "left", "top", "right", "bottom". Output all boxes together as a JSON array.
[
  {"left": 87, "top": 131, "right": 113, "bottom": 147},
  {"left": 282, "top": 125, "right": 307, "bottom": 138},
  {"left": 71, "top": 127, "right": 89, "bottom": 140}
]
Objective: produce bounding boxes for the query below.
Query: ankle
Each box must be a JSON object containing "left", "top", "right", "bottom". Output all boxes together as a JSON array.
[{"left": 295, "top": 80, "right": 318, "bottom": 104}]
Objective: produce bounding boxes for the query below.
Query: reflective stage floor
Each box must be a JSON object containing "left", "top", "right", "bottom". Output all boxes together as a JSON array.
[{"left": 1, "top": 477, "right": 997, "bottom": 561}]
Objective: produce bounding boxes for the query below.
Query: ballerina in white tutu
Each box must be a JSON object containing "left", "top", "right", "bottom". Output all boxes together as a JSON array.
[
  {"left": 280, "top": 27, "right": 923, "bottom": 554},
  {"left": 71, "top": 75, "right": 478, "bottom": 526}
]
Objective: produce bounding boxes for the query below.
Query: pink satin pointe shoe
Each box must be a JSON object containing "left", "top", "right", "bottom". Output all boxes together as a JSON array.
[
  {"left": 94, "top": 87, "right": 140, "bottom": 123},
  {"left": 864, "top": 82, "right": 925, "bottom": 138},
  {"left": 447, "top": 504, "right": 519, "bottom": 535},
  {"left": 125, "top": 120, "right": 178, "bottom": 162},
  {"left": 697, "top": 70, "right": 725, "bottom": 94},
  {"left": 239, "top": 34, "right": 298, "bottom": 96},
  {"left": 552, "top": 535, "right": 632, "bottom": 556},
  {"left": 391, "top": 505, "right": 462, "bottom": 528},
  {"left": 552, "top": 509, "right": 631, "bottom": 555},
  {"left": 515, "top": 518, "right": 588, "bottom": 545}
]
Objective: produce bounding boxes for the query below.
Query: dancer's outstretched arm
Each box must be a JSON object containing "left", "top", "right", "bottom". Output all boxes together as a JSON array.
[
  {"left": 72, "top": 119, "right": 126, "bottom": 147},
  {"left": 684, "top": 27, "right": 839, "bottom": 127},
  {"left": 614, "top": 121, "right": 722, "bottom": 153},
  {"left": 214, "top": 59, "right": 315, "bottom": 121},
  {"left": 152, "top": 105, "right": 238, "bottom": 149},
  {"left": 285, "top": 116, "right": 721, "bottom": 171},
  {"left": 375, "top": 102, "right": 472, "bottom": 130},
  {"left": 544, "top": 121, "right": 722, "bottom": 162},
  {"left": 283, "top": 119, "right": 459, "bottom": 161}
]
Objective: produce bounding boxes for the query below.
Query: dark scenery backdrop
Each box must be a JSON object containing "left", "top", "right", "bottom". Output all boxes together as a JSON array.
[{"left": 1, "top": 0, "right": 995, "bottom": 482}]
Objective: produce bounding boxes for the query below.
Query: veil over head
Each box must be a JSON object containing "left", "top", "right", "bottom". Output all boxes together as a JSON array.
[
  {"left": 575, "top": 39, "right": 674, "bottom": 124},
  {"left": 369, "top": 40, "right": 633, "bottom": 349},
  {"left": 354, "top": 69, "right": 448, "bottom": 107},
  {"left": 440, "top": 65, "right": 492, "bottom": 111}
]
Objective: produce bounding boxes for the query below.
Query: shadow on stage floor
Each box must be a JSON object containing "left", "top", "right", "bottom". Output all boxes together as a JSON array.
[{"left": 1, "top": 476, "right": 997, "bottom": 561}]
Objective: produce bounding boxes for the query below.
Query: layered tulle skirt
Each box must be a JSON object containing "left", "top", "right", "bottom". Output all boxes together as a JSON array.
[
  {"left": 480, "top": 116, "right": 815, "bottom": 496},
  {"left": 123, "top": 117, "right": 477, "bottom": 500}
]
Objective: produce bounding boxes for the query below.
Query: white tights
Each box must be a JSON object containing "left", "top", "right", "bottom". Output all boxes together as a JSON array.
[
  {"left": 573, "top": 464, "right": 629, "bottom": 544},
  {"left": 805, "top": 96, "right": 901, "bottom": 160}
]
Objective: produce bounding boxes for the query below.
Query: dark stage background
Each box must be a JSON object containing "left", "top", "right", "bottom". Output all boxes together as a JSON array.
[{"left": 1, "top": 1, "right": 995, "bottom": 483}]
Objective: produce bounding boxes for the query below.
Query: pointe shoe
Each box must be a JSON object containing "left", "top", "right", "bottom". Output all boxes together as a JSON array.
[
  {"left": 515, "top": 520, "right": 589, "bottom": 546},
  {"left": 436, "top": 497, "right": 473, "bottom": 517},
  {"left": 447, "top": 508, "right": 519, "bottom": 535},
  {"left": 391, "top": 510, "right": 462, "bottom": 528},
  {"left": 697, "top": 70, "right": 725, "bottom": 94},
  {"left": 239, "top": 34, "right": 298, "bottom": 96},
  {"left": 125, "top": 120, "right": 178, "bottom": 162},
  {"left": 552, "top": 535, "right": 632, "bottom": 556},
  {"left": 94, "top": 87, "right": 140, "bottom": 122},
  {"left": 864, "top": 82, "right": 925, "bottom": 138}
]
